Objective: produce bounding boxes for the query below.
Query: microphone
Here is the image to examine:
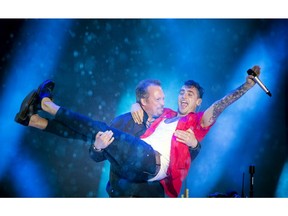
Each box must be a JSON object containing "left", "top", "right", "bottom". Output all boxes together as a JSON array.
[{"left": 247, "top": 69, "right": 272, "bottom": 97}]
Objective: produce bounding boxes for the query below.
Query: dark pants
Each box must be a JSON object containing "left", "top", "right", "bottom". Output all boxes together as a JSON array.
[{"left": 53, "top": 107, "right": 158, "bottom": 182}]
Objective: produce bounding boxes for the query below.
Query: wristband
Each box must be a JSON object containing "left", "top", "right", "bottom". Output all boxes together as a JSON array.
[{"left": 92, "top": 145, "right": 103, "bottom": 152}]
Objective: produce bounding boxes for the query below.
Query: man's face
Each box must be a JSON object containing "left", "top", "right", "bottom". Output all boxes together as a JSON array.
[
  {"left": 177, "top": 85, "right": 202, "bottom": 116},
  {"left": 141, "top": 85, "right": 165, "bottom": 118}
]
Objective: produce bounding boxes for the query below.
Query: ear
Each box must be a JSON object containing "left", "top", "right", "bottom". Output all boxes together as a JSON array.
[
  {"left": 140, "top": 98, "right": 146, "bottom": 106},
  {"left": 196, "top": 98, "right": 202, "bottom": 106}
]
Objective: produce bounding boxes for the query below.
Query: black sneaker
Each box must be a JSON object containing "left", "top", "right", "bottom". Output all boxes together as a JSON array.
[
  {"left": 14, "top": 80, "right": 55, "bottom": 126},
  {"left": 14, "top": 90, "right": 39, "bottom": 126}
]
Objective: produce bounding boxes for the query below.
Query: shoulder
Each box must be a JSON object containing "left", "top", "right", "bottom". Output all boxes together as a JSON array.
[
  {"left": 110, "top": 112, "right": 133, "bottom": 126},
  {"left": 162, "top": 108, "right": 177, "bottom": 117},
  {"left": 185, "top": 111, "right": 204, "bottom": 118},
  {"left": 179, "top": 111, "right": 204, "bottom": 124},
  {"left": 111, "top": 112, "right": 147, "bottom": 136},
  {"left": 110, "top": 112, "right": 137, "bottom": 132}
]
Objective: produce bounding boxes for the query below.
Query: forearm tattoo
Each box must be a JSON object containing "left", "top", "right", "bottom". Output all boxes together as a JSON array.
[{"left": 209, "top": 83, "right": 250, "bottom": 124}]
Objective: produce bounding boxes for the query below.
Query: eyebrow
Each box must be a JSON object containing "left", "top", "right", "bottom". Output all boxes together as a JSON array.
[{"left": 180, "top": 88, "right": 195, "bottom": 94}]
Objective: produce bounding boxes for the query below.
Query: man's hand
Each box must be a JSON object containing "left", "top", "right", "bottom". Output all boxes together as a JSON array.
[
  {"left": 246, "top": 65, "right": 261, "bottom": 87},
  {"left": 93, "top": 130, "right": 114, "bottom": 151},
  {"left": 174, "top": 128, "right": 198, "bottom": 148},
  {"left": 131, "top": 103, "right": 144, "bottom": 124}
]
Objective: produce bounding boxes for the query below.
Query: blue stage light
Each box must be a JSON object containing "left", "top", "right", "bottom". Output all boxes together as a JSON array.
[{"left": 0, "top": 19, "right": 71, "bottom": 196}]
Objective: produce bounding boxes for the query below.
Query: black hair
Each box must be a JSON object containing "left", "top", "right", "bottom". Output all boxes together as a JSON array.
[{"left": 184, "top": 80, "right": 204, "bottom": 98}]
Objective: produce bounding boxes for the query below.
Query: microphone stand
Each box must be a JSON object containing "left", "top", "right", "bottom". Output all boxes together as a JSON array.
[
  {"left": 249, "top": 165, "right": 255, "bottom": 197},
  {"left": 241, "top": 172, "right": 245, "bottom": 197}
]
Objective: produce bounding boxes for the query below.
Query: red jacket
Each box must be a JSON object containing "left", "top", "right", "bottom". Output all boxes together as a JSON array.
[{"left": 140, "top": 108, "right": 212, "bottom": 197}]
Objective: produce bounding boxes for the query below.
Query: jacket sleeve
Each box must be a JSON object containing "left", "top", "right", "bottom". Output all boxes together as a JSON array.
[{"left": 89, "top": 145, "right": 106, "bottom": 162}]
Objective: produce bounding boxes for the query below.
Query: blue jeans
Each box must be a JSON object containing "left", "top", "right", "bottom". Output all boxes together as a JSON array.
[{"left": 54, "top": 107, "right": 158, "bottom": 182}]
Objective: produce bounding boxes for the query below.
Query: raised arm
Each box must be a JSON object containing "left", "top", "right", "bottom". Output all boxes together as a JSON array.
[{"left": 201, "top": 65, "right": 261, "bottom": 128}]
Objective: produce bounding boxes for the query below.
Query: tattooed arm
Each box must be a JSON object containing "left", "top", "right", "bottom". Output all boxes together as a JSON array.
[{"left": 201, "top": 65, "right": 261, "bottom": 128}]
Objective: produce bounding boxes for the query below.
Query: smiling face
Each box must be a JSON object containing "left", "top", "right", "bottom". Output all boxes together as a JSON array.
[
  {"left": 177, "top": 85, "right": 202, "bottom": 116},
  {"left": 141, "top": 85, "right": 165, "bottom": 119}
]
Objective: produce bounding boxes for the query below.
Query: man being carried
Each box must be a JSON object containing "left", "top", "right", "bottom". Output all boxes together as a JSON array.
[{"left": 15, "top": 65, "right": 261, "bottom": 197}]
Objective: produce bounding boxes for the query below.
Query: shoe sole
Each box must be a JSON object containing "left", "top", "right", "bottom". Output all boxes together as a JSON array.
[{"left": 14, "top": 90, "right": 38, "bottom": 126}]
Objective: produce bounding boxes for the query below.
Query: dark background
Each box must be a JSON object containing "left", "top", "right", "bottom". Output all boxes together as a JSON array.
[{"left": 0, "top": 19, "right": 287, "bottom": 198}]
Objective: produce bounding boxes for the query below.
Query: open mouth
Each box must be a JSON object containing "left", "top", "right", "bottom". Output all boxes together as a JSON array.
[{"left": 180, "top": 101, "right": 188, "bottom": 109}]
